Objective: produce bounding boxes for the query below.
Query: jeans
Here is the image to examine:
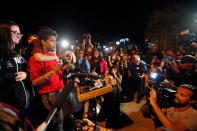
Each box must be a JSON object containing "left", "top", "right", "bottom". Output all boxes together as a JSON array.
[{"left": 41, "top": 92, "right": 64, "bottom": 131}]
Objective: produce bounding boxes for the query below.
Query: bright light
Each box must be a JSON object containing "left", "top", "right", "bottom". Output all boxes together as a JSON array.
[
  {"left": 105, "top": 47, "right": 109, "bottom": 52},
  {"left": 120, "top": 39, "right": 125, "bottom": 42},
  {"left": 61, "top": 40, "right": 69, "bottom": 48},
  {"left": 70, "top": 45, "right": 74, "bottom": 50},
  {"left": 150, "top": 72, "right": 157, "bottom": 79},
  {"left": 103, "top": 45, "right": 106, "bottom": 48},
  {"left": 116, "top": 41, "right": 120, "bottom": 45}
]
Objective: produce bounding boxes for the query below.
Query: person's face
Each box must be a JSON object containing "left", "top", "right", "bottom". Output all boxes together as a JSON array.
[
  {"left": 10, "top": 25, "right": 22, "bottom": 49},
  {"left": 43, "top": 36, "right": 56, "bottom": 52},
  {"left": 131, "top": 50, "right": 136, "bottom": 54},
  {"left": 78, "top": 51, "right": 84, "bottom": 58},
  {"left": 133, "top": 58, "right": 140, "bottom": 65},
  {"left": 112, "top": 54, "right": 116, "bottom": 60},
  {"left": 104, "top": 75, "right": 115, "bottom": 85},
  {"left": 174, "top": 87, "right": 193, "bottom": 105},
  {"left": 65, "top": 53, "right": 72, "bottom": 63},
  {"left": 152, "top": 46, "right": 157, "bottom": 52},
  {"left": 94, "top": 51, "right": 99, "bottom": 58},
  {"left": 180, "top": 63, "right": 194, "bottom": 70}
]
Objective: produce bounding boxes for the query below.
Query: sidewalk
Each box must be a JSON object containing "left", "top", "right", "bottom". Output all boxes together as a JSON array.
[
  {"left": 98, "top": 96, "right": 155, "bottom": 130},
  {"left": 119, "top": 99, "right": 155, "bottom": 131}
]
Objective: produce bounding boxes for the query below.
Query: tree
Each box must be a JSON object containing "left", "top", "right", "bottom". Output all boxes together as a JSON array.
[{"left": 144, "top": 4, "right": 193, "bottom": 51}]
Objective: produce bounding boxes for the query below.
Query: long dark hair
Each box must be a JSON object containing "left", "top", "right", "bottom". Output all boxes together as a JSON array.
[
  {"left": 0, "top": 20, "right": 18, "bottom": 57},
  {"left": 91, "top": 49, "right": 102, "bottom": 63}
]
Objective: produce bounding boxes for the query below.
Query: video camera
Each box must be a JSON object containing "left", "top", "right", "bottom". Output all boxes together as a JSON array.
[
  {"left": 83, "top": 33, "right": 91, "bottom": 39},
  {"left": 180, "top": 29, "right": 197, "bottom": 45},
  {"left": 135, "top": 66, "right": 146, "bottom": 79},
  {"left": 146, "top": 71, "right": 177, "bottom": 108},
  {"left": 94, "top": 42, "right": 101, "bottom": 50},
  {"left": 151, "top": 82, "right": 176, "bottom": 108}
]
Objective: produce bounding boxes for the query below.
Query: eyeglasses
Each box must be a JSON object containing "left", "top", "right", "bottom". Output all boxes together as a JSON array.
[
  {"left": 11, "top": 31, "right": 23, "bottom": 37},
  {"left": 67, "top": 55, "right": 71, "bottom": 59}
]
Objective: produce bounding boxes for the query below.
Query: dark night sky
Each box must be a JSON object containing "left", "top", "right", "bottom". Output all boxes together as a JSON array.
[{"left": 1, "top": 0, "right": 197, "bottom": 45}]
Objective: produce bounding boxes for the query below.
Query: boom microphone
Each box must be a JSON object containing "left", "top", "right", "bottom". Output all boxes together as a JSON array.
[{"left": 71, "top": 73, "right": 104, "bottom": 79}]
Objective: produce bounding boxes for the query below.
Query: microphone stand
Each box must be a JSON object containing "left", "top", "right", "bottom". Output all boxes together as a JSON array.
[{"left": 43, "top": 80, "right": 75, "bottom": 131}]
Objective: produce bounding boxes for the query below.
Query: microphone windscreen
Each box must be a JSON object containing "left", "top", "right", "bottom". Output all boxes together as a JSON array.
[{"left": 67, "top": 64, "right": 75, "bottom": 71}]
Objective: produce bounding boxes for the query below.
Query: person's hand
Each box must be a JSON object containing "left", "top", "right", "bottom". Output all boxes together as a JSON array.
[
  {"left": 92, "top": 70, "right": 98, "bottom": 75},
  {"left": 135, "top": 44, "right": 138, "bottom": 49},
  {"left": 52, "top": 63, "right": 63, "bottom": 73},
  {"left": 83, "top": 39, "right": 87, "bottom": 43},
  {"left": 35, "top": 122, "right": 47, "bottom": 131},
  {"left": 170, "top": 62, "right": 180, "bottom": 73},
  {"left": 83, "top": 112, "right": 88, "bottom": 119},
  {"left": 15, "top": 72, "right": 27, "bottom": 81},
  {"left": 108, "top": 56, "right": 111, "bottom": 61},
  {"left": 149, "top": 88, "right": 157, "bottom": 106},
  {"left": 170, "top": 61, "right": 177, "bottom": 67},
  {"left": 55, "top": 56, "right": 60, "bottom": 63},
  {"left": 112, "top": 69, "right": 116, "bottom": 77},
  {"left": 82, "top": 119, "right": 94, "bottom": 131},
  {"left": 192, "top": 42, "right": 197, "bottom": 49}
]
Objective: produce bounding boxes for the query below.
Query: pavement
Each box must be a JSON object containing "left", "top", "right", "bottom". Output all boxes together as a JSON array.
[
  {"left": 97, "top": 95, "right": 156, "bottom": 131},
  {"left": 119, "top": 99, "right": 155, "bottom": 131}
]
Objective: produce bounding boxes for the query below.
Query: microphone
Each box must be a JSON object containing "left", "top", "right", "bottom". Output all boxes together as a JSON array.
[
  {"left": 62, "top": 63, "right": 75, "bottom": 71},
  {"left": 71, "top": 73, "right": 104, "bottom": 79}
]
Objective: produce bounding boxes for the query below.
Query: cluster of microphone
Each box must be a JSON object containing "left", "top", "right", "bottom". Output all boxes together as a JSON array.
[{"left": 63, "top": 63, "right": 104, "bottom": 79}]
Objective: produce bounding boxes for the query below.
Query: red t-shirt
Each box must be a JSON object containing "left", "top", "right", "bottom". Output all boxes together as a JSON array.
[{"left": 27, "top": 53, "right": 64, "bottom": 94}]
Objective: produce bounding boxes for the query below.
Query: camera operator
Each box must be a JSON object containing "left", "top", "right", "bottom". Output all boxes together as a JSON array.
[
  {"left": 127, "top": 55, "right": 147, "bottom": 103},
  {"left": 82, "top": 33, "right": 94, "bottom": 51},
  {"left": 169, "top": 55, "right": 197, "bottom": 87},
  {"left": 149, "top": 84, "right": 197, "bottom": 131},
  {"left": 145, "top": 45, "right": 163, "bottom": 65},
  {"left": 107, "top": 52, "right": 118, "bottom": 68}
]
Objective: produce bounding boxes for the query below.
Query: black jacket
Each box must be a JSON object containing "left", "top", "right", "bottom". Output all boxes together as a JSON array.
[
  {"left": 0, "top": 55, "right": 35, "bottom": 114},
  {"left": 75, "top": 58, "right": 87, "bottom": 73}
]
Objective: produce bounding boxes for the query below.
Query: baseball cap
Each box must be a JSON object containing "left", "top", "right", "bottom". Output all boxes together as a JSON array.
[{"left": 181, "top": 55, "right": 196, "bottom": 64}]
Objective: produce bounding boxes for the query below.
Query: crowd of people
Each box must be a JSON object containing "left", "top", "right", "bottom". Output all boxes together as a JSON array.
[{"left": 0, "top": 19, "right": 197, "bottom": 131}]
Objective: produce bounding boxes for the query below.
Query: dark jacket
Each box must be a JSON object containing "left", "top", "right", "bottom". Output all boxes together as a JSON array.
[
  {"left": 0, "top": 55, "right": 35, "bottom": 114},
  {"left": 75, "top": 58, "right": 87, "bottom": 73}
]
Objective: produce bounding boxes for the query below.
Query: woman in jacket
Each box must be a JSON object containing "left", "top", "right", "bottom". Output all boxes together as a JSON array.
[
  {"left": 0, "top": 20, "right": 35, "bottom": 116},
  {"left": 91, "top": 50, "right": 108, "bottom": 75}
]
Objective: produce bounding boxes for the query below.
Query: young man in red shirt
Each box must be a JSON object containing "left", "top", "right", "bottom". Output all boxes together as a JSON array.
[{"left": 27, "top": 26, "right": 65, "bottom": 131}]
